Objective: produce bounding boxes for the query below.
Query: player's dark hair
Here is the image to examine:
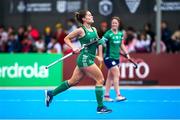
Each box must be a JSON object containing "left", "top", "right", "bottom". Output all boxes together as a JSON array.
[{"left": 75, "top": 10, "right": 88, "bottom": 24}]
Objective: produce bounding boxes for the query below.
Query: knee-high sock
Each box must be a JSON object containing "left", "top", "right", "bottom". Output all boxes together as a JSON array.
[
  {"left": 52, "top": 81, "right": 70, "bottom": 96},
  {"left": 95, "top": 86, "right": 104, "bottom": 107}
]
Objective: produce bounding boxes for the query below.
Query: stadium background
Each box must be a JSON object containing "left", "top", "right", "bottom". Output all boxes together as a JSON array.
[
  {"left": 0, "top": 0, "right": 180, "bottom": 86},
  {"left": 0, "top": 0, "right": 180, "bottom": 119},
  {"left": 0, "top": 0, "right": 179, "bottom": 32}
]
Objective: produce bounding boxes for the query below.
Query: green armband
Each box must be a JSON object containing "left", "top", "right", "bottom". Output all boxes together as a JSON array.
[{"left": 98, "top": 37, "right": 108, "bottom": 46}]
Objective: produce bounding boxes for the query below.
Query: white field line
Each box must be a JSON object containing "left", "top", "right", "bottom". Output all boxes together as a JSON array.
[
  {"left": 0, "top": 99, "right": 180, "bottom": 103},
  {"left": 0, "top": 86, "right": 180, "bottom": 90}
]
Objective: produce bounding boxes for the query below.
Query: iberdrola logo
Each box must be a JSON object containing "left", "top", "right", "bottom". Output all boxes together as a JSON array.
[{"left": 0, "top": 62, "right": 48, "bottom": 78}]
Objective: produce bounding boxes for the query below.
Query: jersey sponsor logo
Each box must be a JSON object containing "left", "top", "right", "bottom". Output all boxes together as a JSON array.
[
  {"left": 109, "top": 33, "right": 113, "bottom": 37},
  {"left": 83, "top": 55, "right": 88, "bottom": 58},
  {"left": 113, "top": 41, "right": 120, "bottom": 44},
  {"left": 112, "top": 36, "right": 121, "bottom": 40}
]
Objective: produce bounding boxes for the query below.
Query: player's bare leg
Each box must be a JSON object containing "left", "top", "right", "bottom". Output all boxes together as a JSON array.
[
  {"left": 111, "top": 66, "right": 126, "bottom": 101},
  {"left": 82, "top": 63, "right": 112, "bottom": 113},
  {"left": 104, "top": 71, "right": 114, "bottom": 102}
]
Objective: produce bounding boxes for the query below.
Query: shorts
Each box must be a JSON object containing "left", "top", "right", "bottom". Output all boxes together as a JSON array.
[
  {"left": 104, "top": 57, "right": 119, "bottom": 69},
  {"left": 77, "top": 53, "right": 95, "bottom": 68}
]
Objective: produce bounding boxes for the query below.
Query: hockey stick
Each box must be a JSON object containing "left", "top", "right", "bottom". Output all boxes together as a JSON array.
[
  {"left": 45, "top": 39, "right": 99, "bottom": 69},
  {"left": 120, "top": 53, "right": 138, "bottom": 69}
]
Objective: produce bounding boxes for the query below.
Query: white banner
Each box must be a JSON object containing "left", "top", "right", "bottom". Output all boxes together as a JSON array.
[
  {"left": 17, "top": 1, "right": 52, "bottom": 13},
  {"left": 154, "top": 2, "right": 180, "bottom": 11}
]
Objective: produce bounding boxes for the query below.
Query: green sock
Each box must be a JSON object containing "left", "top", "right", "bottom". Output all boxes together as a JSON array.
[
  {"left": 95, "top": 86, "right": 104, "bottom": 107},
  {"left": 52, "top": 81, "right": 70, "bottom": 96}
]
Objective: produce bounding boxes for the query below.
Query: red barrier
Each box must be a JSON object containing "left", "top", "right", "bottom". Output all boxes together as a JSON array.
[{"left": 63, "top": 53, "right": 180, "bottom": 85}]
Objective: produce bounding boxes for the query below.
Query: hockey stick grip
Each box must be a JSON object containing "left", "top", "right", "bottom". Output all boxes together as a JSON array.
[{"left": 120, "top": 53, "right": 138, "bottom": 69}]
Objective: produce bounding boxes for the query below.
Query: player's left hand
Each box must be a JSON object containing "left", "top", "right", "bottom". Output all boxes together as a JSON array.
[
  {"left": 96, "top": 56, "right": 103, "bottom": 62},
  {"left": 126, "top": 54, "right": 131, "bottom": 60}
]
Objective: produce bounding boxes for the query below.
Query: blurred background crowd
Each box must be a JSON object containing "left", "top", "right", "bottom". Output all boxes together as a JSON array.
[
  {"left": 0, "top": 0, "right": 179, "bottom": 54},
  {"left": 0, "top": 19, "right": 180, "bottom": 54}
]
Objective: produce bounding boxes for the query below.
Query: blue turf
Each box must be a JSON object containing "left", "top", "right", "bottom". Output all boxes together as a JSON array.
[{"left": 0, "top": 88, "right": 180, "bottom": 119}]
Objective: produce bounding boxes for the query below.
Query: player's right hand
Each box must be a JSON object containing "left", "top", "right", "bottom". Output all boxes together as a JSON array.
[{"left": 72, "top": 47, "right": 80, "bottom": 54}]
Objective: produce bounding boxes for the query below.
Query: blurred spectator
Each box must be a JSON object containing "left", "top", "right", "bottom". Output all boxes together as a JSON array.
[
  {"left": 21, "top": 36, "right": 33, "bottom": 53},
  {"left": 7, "top": 26, "right": 15, "bottom": 35},
  {"left": 54, "top": 23, "right": 67, "bottom": 49},
  {"left": 27, "top": 24, "right": 40, "bottom": 42},
  {"left": 135, "top": 32, "right": 151, "bottom": 53},
  {"left": 0, "top": 21, "right": 179, "bottom": 54},
  {"left": 7, "top": 33, "right": 20, "bottom": 53},
  {"left": 124, "top": 27, "right": 137, "bottom": 53},
  {"left": 151, "top": 37, "right": 166, "bottom": 53},
  {"left": 171, "top": 25, "right": 180, "bottom": 53},
  {"left": 43, "top": 26, "right": 52, "bottom": 51},
  {"left": 34, "top": 37, "right": 45, "bottom": 53},
  {"left": 135, "top": 32, "right": 151, "bottom": 52},
  {"left": 161, "top": 21, "right": 172, "bottom": 52},
  {"left": 64, "top": 18, "right": 80, "bottom": 54},
  {"left": 66, "top": 18, "right": 78, "bottom": 34},
  {"left": 0, "top": 25, "right": 8, "bottom": 52},
  {"left": 143, "top": 23, "right": 155, "bottom": 50},
  {"left": 47, "top": 37, "right": 62, "bottom": 53},
  {"left": 98, "top": 21, "right": 108, "bottom": 38},
  {"left": 17, "top": 26, "right": 25, "bottom": 43}
]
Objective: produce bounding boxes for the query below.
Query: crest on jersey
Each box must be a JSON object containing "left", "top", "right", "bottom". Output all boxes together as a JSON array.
[{"left": 125, "top": 0, "right": 141, "bottom": 13}]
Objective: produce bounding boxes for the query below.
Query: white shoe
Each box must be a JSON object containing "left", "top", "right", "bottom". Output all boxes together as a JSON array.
[
  {"left": 104, "top": 96, "right": 114, "bottom": 102},
  {"left": 116, "top": 96, "right": 126, "bottom": 101}
]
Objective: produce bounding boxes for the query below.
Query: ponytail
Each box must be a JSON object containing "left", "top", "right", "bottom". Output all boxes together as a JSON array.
[{"left": 75, "top": 10, "right": 88, "bottom": 24}]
